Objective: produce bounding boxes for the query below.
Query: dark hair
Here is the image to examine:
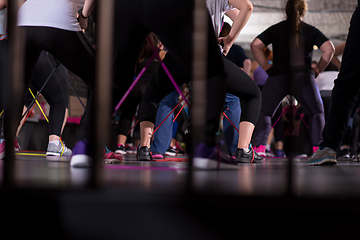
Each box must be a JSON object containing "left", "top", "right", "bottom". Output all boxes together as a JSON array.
[
  {"left": 137, "top": 32, "right": 159, "bottom": 62},
  {"left": 220, "top": 22, "right": 231, "bottom": 37},
  {"left": 285, "top": 0, "right": 307, "bottom": 44}
]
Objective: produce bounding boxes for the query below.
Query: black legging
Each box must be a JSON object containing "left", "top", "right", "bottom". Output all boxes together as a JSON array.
[
  {"left": 116, "top": 59, "right": 158, "bottom": 136},
  {"left": 223, "top": 57, "right": 261, "bottom": 125},
  {"left": 21, "top": 26, "right": 94, "bottom": 142},
  {"left": 112, "top": 0, "right": 226, "bottom": 147},
  {"left": 116, "top": 80, "right": 148, "bottom": 136},
  {"left": 139, "top": 54, "right": 261, "bottom": 125},
  {"left": 24, "top": 51, "right": 69, "bottom": 137},
  {"left": 321, "top": 1, "right": 360, "bottom": 150}
]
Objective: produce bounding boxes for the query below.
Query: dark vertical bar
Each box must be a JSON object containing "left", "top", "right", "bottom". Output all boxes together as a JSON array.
[
  {"left": 3, "top": 0, "right": 25, "bottom": 187},
  {"left": 90, "top": 0, "right": 114, "bottom": 188},
  {"left": 287, "top": 0, "right": 305, "bottom": 196},
  {"left": 189, "top": 0, "right": 208, "bottom": 191},
  {"left": 286, "top": 0, "right": 295, "bottom": 197}
]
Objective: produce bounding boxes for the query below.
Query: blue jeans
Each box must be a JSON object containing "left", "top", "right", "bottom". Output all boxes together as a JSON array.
[
  {"left": 152, "top": 91, "right": 241, "bottom": 154},
  {"left": 151, "top": 90, "right": 179, "bottom": 154},
  {"left": 223, "top": 93, "right": 241, "bottom": 154}
]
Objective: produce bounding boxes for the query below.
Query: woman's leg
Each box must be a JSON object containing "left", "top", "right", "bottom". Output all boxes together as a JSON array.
[
  {"left": 255, "top": 75, "right": 289, "bottom": 147},
  {"left": 223, "top": 93, "right": 241, "bottom": 154},
  {"left": 24, "top": 27, "right": 96, "bottom": 145},
  {"left": 30, "top": 51, "right": 67, "bottom": 141},
  {"left": 151, "top": 90, "right": 179, "bottom": 154},
  {"left": 291, "top": 73, "right": 325, "bottom": 147},
  {"left": 222, "top": 58, "right": 261, "bottom": 150}
]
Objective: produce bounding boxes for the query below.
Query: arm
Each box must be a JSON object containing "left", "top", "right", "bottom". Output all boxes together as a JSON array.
[
  {"left": 250, "top": 60, "right": 259, "bottom": 78},
  {"left": 331, "top": 41, "right": 346, "bottom": 70},
  {"left": 250, "top": 38, "right": 272, "bottom": 71},
  {"left": 220, "top": 0, "right": 253, "bottom": 55},
  {"left": 242, "top": 59, "right": 251, "bottom": 75},
  {"left": 313, "top": 40, "right": 335, "bottom": 75},
  {"left": 78, "top": 0, "right": 96, "bottom": 29},
  {"left": 0, "top": 0, "right": 7, "bottom": 10}
]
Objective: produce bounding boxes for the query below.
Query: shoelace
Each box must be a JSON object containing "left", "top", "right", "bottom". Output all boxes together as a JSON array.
[
  {"left": 60, "top": 139, "right": 65, "bottom": 156},
  {"left": 250, "top": 147, "right": 255, "bottom": 163}
]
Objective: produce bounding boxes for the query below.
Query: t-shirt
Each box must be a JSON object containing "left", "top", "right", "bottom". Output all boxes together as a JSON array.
[
  {"left": 226, "top": 44, "right": 248, "bottom": 68},
  {"left": 206, "top": 0, "right": 234, "bottom": 37},
  {"left": 256, "top": 20, "right": 329, "bottom": 76},
  {"left": 17, "top": 0, "right": 84, "bottom": 32}
]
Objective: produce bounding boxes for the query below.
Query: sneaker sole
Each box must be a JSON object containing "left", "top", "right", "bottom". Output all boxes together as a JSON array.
[
  {"left": 137, "top": 155, "right": 152, "bottom": 161},
  {"left": 126, "top": 150, "right": 136, "bottom": 154},
  {"left": 236, "top": 157, "right": 263, "bottom": 163},
  {"left": 165, "top": 152, "right": 177, "bottom": 156},
  {"left": 115, "top": 150, "right": 127, "bottom": 154},
  {"left": 308, "top": 158, "right": 337, "bottom": 166},
  {"left": 46, "top": 151, "right": 72, "bottom": 157},
  {"left": 193, "top": 157, "right": 239, "bottom": 170},
  {"left": 70, "top": 154, "right": 92, "bottom": 168},
  {"left": 104, "top": 159, "right": 122, "bottom": 164},
  {"left": 152, "top": 155, "right": 164, "bottom": 159}
]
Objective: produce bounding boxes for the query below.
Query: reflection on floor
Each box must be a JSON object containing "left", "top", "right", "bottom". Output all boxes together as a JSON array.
[
  {"left": 2, "top": 151, "right": 360, "bottom": 197},
  {"left": 2, "top": 152, "right": 360, "bottom": 239}
]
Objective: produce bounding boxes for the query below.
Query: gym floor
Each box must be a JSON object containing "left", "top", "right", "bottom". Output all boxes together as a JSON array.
[{"left": 1, "top": 152, "right": 360, "bottom": 239}]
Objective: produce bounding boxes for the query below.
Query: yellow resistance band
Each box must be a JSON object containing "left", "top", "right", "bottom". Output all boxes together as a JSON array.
[{"left": 28, "top": 88, "right": 65, "bottom": 156}]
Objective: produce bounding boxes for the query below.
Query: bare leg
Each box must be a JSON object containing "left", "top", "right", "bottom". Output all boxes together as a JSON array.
[
  {"left": 140, "top": 121, "right": 154, "bottom": 148},
  {"left": 237, "top": 121, "right": 255, "bottom": 149},
  {"left": 16, "top": 106, "right": 29, "bottom": 137},
  {"left": 275, "top": 141, "right": 283, "bottom": 150},
  {"left": 117, "top": 134, "right": 127, "bottom": 146},
  {"left": 170, "top": 138, "right": 176, "bottom": 147}
]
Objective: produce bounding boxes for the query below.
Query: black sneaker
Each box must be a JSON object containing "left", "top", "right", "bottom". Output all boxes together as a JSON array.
[
  {"left": 235, "top": 147, "right": 263, "bottom": 163},
  {"left": 165, "top": 145, "right": 186, "bottom": 156},
  {"left": 115, "top": 144, "right": 126, "bottom": 154},
  {"left": 137, "top": 146, "right": 153, "bottom": 161},
  {"left": 338, "top": 148, "right": 350, "bottom": 158}
]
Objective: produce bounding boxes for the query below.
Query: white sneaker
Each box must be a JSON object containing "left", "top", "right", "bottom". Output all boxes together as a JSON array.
[{"left": 70, "top": 140, "right": 92, "bottom": 168}]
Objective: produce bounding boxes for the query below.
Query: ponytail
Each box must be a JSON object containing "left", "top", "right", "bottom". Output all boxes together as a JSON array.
[{"left": 285, "top": 0, "right": 308, "bottom": 45}]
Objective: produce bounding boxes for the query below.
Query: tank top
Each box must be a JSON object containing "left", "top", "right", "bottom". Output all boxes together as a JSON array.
[
  {"left": 17, "top": 0, "right": 84, "bottom": 32},
  {"left": 206, "top": 0, "right": 234, "bottom": 37}
]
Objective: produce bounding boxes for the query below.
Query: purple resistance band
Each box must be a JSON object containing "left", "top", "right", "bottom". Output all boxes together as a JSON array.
[
  {"left": 114, "top": 35, "right": 190, "bottom": 113},
  {"left": 114, "top": 53, "right": 157, "bottom": 113}
]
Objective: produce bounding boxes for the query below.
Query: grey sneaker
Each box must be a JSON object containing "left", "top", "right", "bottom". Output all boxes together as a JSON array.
[
  {"left": 46, "top": 141, "right": 72, "bottom": 157},
  {"left": 308, "top": 147, "right": 337, "bottom": 166}
]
